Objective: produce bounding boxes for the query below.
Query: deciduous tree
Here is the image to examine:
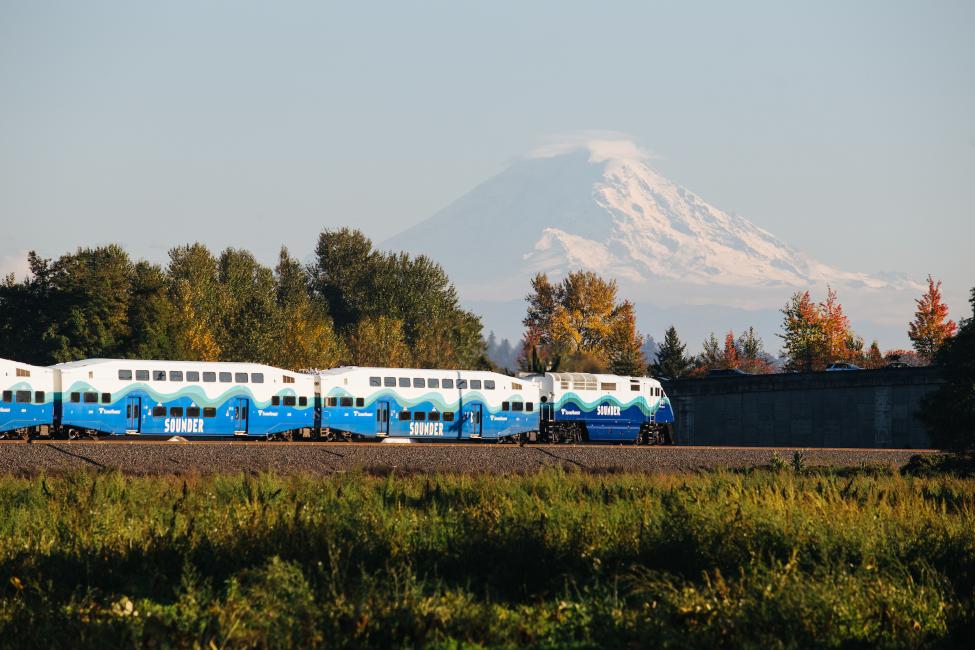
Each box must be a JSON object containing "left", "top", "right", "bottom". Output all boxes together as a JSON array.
[{"left": 909, "top": 275, "right": 957, "bottom": 363}]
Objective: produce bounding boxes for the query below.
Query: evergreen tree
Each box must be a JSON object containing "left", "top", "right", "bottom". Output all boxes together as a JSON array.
[
  {"left": 126, "top": 262, "right": 177, "bottom": 359},
  {"left": 650, "top": 326, "right": 692, "bottom": 379},
  {"left": 697, "top": 332, "right": 722, "bottom": 372},
  {"left": 920, "top": 288, "right": 975, "bottom": 451},
  {"left": 735, "top": 326, "right": 773, "bottom": 374},
  {"left": 909, "top": 275, "right": 957, "bottom": 363},
  {"left": 864, "top": 340, "right": 884, "bottom": 369}
]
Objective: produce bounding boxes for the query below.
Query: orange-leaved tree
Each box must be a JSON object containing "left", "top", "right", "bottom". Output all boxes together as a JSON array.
[{"left": 908, "top": 275, "right": 957, "bottom": 364}]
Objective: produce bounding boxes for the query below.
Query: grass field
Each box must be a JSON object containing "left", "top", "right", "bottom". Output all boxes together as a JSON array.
[{"left": 0, "top": 465, "right": 973, "bottom": 648}]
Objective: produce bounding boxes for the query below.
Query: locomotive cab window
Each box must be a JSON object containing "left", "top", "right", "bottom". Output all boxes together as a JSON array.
[
  {"left": 600, "top": 382, "right": 616, "bottom": 391},
  {"left": 630, "top": 382, "right": 640, "bottom": 392}
]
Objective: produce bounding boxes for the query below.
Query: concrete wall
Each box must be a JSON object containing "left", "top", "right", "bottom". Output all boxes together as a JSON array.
[{"left": 664, "top": 368, "right": 942, "bottom": 448}]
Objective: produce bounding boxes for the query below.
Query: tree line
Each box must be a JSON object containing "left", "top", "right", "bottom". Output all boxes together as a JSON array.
[{"left": 0, "top": 229, "right": 488, "bottom": 370}]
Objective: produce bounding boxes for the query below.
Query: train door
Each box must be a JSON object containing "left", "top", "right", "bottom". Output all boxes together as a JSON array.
[
  {"left": 463, "top": 403, "right": 482, "bottom": 438},
  {"left": 375, "top": 400, "right": 389, "bottom": 435},
  {"left": 125, "top": 396, "right": 141, "bottom": 433},
  {"left": 234, "top": 397, "right": 249, "bottom": 435}
]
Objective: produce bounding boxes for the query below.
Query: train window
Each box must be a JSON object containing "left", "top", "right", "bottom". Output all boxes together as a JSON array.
[
  {"left": 512, "top": 402, "right": 524, "bottom": 412},
  {"left": 398, "top": 378, "right": 410, "bottom": 388},
  {"left": 187, "top": 406, "right": 201, "bottom": 418},
  {"left": 284, "top": 396, "right": 297, "bottom": 407},
  {"left": 512, "top": 382, "right": 522, "bottom": 390},
  {"left": 70, "top": 392, "right": 80, "bottom": 403},
  {"left": 152, "top": 406, "right": 166, "bottom": 416},
  {"left": 526, "top": 402, "right": 534, "bottom": 412},
  {"left": 136, "top": 370, "right": 149, "bottom": 381},
  {"left": 15, "top": 390, "right": 31, "bottom": 403},
  {"left": 600, "top": 382, "right": 616, "bottom": 391},
  {"left": 186, "top": 371, "right": 200, "bottom": 382},
  {"left": 442, "top": 379, "right": 454, "bottom": 389},
  {"left": 339, "top": 397, "right": 353, "bottom": 407},
  {"left": 0, "top": 391, "right": 10, "bottom": 402},
  {"left": 457, "top": 379, "right": 468, "bottom": 389},
  {"left": 84, "top": 392, "right": 98, "bottom": 403},
  {"left": 443, "top": 412, "right": 455, "bottom": 422},
  {"left": 413, "top": 378, "right": 425, "bottom": 388},
  {"left": 630, "top": 382, "right": 640, "bottom": 392},
  {"left": 355, "top": 397, "right": 364, "bottom": 407},
  {"left": 169, "top": 371, "right": 183, "bottom": 382},
  {"left": 272, "top": 396, "right": 281, "bottom": 406},
  {"left": 502, "top": 401, "right": 510, "bottom": 411},
  {"left": 101, "top": 393, "right": 111, "bottom": 404},
  {"left": 384, "top": 377, "right": 395, "bottom": 387},
  {"left": 484, "top": 380, "right": 495, "bottom": 390},
  {"left": 283, "top": 375, "right": 295, "bottom": 384},
  {"left": 428, "top": 411, "right": 440, "bottom": 421},
  {"left": 203, "top": 372, "right": 216, "bottom": 382},
  {"left": 251, "top": 373, "right": 264, "bottom": 384},
  {"left": 398, "top": 411, "right": 411, "bottom": 421},
  {"left": 118, "top": 369, "right": 133, "bottom": 380},
  {"left": 428, "top": 378, "right": 440, "bottom": 388},
  {"left": 413, "top": 411, "right": 426, "bottom": 421},
  {"left": 34, "top": 391, "right": 45, "bottom": 403},
  {"left": 298, "top": 396, "right": 308, "bottom": 406},
  {"left": 154, "top": 370, "right": 167, "bottom": 381},
  {"left": 219, "top": 372, "right": 232, "bottom": 382},
  {"left": 235, "top": 373, "right": 248, "bottom": 383},
  {"left": 16, "top": 368, "right": 30, "bottom": 377},
  {"left": 326, "top": 397, "right": 337, "bottom": 407},
  {"left": 369, "top": 377, "right": 381, "bottom": 387},
  {"left": 560, "top": 380, "right": 570, "bottom": 390},
  {"left": 170, "top": 407, "right": 183, "bottom": 417},
  {"left": 470, "top": 380, "right": 482, "bottom": 390}
]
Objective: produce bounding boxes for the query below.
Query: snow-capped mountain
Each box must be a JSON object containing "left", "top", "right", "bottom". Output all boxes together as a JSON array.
[{"left": 384, "top": 136, "right": 921, "bottom": 347}]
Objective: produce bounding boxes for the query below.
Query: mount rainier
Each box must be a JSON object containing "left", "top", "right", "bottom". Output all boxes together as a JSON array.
[{"left": 385, "top": 137, "right": 921, "bottom": 349}]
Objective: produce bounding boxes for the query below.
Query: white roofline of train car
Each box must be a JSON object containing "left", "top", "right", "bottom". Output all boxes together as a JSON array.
[
  {"left": 307, "top": 366, "right": 518, "bottom": 379},
  {"left": 51, "top": 358, "right": 300, "bottom": 374},
  {"left": 0, "top": 357, "right": 55, "bottom": 372}
]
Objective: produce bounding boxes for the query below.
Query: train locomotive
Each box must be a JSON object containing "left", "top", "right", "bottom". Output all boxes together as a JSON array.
[{"left": 0, "top": 356, "right": 675, "bottom": 444}]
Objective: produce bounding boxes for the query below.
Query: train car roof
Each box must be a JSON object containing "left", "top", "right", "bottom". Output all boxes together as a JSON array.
[
  {"left": 308, "top": 366, "right": 516, "bottom": 379},
  {"left": 51, "top": 358, "right": 299, "bottom": 373}
]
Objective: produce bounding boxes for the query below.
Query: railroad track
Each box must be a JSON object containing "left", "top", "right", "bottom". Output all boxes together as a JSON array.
[{"left": 0, "top": 439, "right": 938, "bottom": 476}]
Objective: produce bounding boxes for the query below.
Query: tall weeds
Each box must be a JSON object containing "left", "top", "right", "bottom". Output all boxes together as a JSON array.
[{"left": 0, "top": 469, "right": 972, "bottom": 648}]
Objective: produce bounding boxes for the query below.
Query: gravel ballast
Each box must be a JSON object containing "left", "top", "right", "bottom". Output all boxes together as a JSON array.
[{"left": 0, "top": 441, "right": 938, "bottom": 476}]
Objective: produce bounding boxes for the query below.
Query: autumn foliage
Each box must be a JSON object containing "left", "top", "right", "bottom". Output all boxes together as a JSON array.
[{"left": 909, "top": 275, "right": 957, "bottom": 363}]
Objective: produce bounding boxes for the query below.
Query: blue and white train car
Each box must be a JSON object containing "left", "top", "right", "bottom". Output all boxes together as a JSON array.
[
  {"left": 0, "top": 358, "right": 55, "bottom": 437},
  {"left": 314, "top": 366, "right": 540, "bottom": 441},
  {"left": 54, "top": 359, "right": 315, "bottom": 438},
  {"left": 528, "top": 372, "right": 674, "bottom": 444}
]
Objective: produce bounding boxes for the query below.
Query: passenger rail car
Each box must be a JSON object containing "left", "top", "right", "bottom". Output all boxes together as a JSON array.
[
  {"left": 526, "top": 372, "right": 674, "bottom": 444},
  {"left": 0, "top": 358, "right": 54, "bottom": 438},
  {"left": 54, "top": 359, "right": 315, "bottom": 438},
  {"left": 314, "top": 367, "right": 539, "bottom": 441}
]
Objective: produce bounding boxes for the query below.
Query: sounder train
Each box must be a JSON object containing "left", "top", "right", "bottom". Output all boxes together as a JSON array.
[{"left": 0, "top": 357, "right": 675, "bottom": 444}]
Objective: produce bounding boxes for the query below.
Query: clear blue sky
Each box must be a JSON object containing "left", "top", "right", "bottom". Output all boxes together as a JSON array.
[{"left": 2, "top": 1, "right": 972, "bottom": 311}]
